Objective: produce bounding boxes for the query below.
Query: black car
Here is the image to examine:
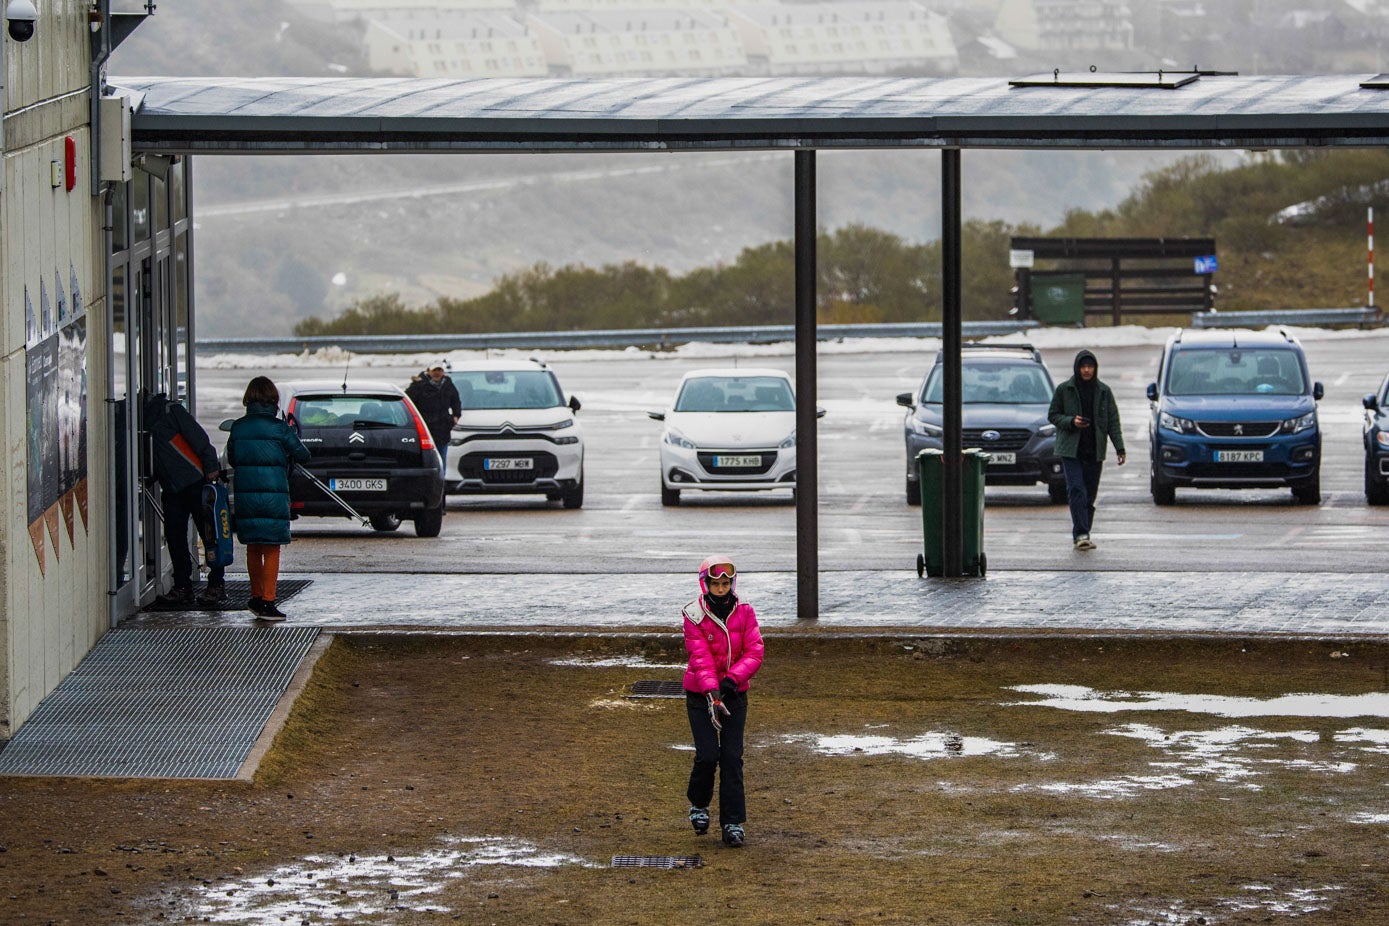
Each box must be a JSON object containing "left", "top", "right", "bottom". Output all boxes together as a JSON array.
[
  {"left": 1363, "top": 371, "right": 1389, "bottom": 504},
  {"left": 275, "top": 380, "right": 445, "bottom": 537},
  {"left": 896, "top": 343, "right": 1065, "bottom": 505}
]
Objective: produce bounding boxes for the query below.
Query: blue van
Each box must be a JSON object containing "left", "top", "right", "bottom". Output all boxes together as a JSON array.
[{"left": 1146, "top": 329, "right": 1323, "bottom": 505}]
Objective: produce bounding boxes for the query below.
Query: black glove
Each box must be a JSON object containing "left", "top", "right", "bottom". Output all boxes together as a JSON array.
[{"left": 719, "top": 677, "right": 738, "bottom": 701}]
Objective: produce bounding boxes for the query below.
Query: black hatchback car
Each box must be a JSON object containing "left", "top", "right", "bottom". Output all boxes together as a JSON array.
[{"left": 274, "top": 380, "right": 445, "bottom": 537}]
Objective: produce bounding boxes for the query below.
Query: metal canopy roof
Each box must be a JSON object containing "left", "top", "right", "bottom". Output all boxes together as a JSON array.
[{"left": 114, "top": 73, "right": 1389, "bottom": 155}]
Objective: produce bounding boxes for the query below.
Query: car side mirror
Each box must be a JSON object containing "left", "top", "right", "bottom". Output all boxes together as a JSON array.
[
  {"left": 816, "top": 407, "right": 827, "bottom": 419},
  {"left": 218, "top": 419, "right": 235, "bottom": 432},
  {"left": 647, "top": 410, "right": 665, "bottom": 421},
  {"left": 1364, "top": 394, "right": 1379, "bottom": 411},
  {"left": 1145, "top": 383, "right": 1158, "bottom": 402},
  {"left": 568, "top": 395, "right": 582, "bottom": 413},
  {"left": 896, "top": 392, "right": 914, "bottom": 408},
  {"left": 1313, "top": 382, "right": 1324, "bottom": 401}
]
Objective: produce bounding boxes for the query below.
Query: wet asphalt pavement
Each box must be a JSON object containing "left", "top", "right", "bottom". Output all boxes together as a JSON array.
[{"left": 128, "top": 568, "right": 1389, "bottom": 639}]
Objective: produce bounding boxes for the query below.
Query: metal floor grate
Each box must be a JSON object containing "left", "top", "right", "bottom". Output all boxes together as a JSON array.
[
  {"left": 612, "top": 856, "right": 703, "bottom": 869},
  {"left": 142, "top": 578, "right": 313, "bottom": 612},
  {"left": 0, "top": 627, "right": 319, "bottom": 779},
  {"left": 627, "top": 680, "right": 684, "bottom": 699}
]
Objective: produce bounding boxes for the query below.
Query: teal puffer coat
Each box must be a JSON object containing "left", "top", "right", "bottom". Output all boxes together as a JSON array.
[{"left": 227, "top": 402, "right": 311, "bottom": 545}]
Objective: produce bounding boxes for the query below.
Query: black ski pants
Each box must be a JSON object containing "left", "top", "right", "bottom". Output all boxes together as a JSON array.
[
  {"left": 686, "top": 689, "right": 747, "bottom": 827},
  {"left": 163, "top": 481, "right": 224, "bottom": 591}
]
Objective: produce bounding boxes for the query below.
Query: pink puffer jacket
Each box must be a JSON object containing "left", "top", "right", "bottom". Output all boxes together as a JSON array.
[{"left": 682, "top": 595, "right": 765, "bottom": 694}]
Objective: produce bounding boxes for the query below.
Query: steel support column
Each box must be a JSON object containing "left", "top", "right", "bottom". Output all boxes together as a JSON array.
[
  {"left": 794, "top": 150, "right": 818, "bottom": 619},
  {"left": 941, "top": 149, "right": 964, "bottom": 577}
]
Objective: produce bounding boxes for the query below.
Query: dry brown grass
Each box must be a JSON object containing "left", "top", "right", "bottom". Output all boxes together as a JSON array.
[{"left": 0, "top": 634, "right": 1386, "bottom": 925}]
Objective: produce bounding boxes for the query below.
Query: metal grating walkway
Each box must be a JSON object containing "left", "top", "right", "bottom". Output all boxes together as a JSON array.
[
  {"left": 627, "top": 680, "right": 684, "bottom": 699},
  {"left": 0, "top": 627, "right": 319, "bottom": 779}
]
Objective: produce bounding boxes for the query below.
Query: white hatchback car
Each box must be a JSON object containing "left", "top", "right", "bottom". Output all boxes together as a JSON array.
[
  {"left": 446, "top": 359, "right": 585, "bottom": 508},
  {"left": 649, "top": 367, "right": 819, "bottom": 505}
]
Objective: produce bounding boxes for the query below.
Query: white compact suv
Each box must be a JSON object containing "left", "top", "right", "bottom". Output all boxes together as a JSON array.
[{"left": 446, "top": 359, "right": 585, "bottom": 508}]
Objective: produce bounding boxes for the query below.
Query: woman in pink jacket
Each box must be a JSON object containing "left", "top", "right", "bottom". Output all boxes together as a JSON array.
[{"left": 683, "top": 554, "right": 765, "bottom": 848}]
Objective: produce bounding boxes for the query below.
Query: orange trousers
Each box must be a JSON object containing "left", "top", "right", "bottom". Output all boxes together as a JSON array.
[{"left": 245, "top": 543, "right": 282, "bottom": 601}]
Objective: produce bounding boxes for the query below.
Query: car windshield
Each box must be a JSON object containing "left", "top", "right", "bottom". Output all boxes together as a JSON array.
[
  {"left": 292, "top": 395, "right": 410, "bottom": 428},
  {"left": 675, "top": 376, "right": 795, "bottom": 413},
  {"left": 1167, "top": 348, "right": 1306, "bottom": 396},
  {"left": 921, "top": 361, "right": 1054, "bottom": 405},
  {"left": 454, "top": 370, "right": 563, "bottom": 409}
]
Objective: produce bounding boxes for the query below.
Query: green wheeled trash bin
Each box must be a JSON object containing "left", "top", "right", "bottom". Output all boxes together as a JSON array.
[{"left": 915, "top": 447, "right": 990, "bottom": 578}]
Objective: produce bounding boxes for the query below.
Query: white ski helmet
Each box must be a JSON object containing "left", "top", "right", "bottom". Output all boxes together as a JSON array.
[{"left": 698, "top": 555, "right": 737, "bottom": 595}]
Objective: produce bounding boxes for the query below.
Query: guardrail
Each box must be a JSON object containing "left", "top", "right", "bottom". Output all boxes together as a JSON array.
[
  {"left": 197, "top": 320, "right": 1043, "bottom": 354},
  {"left": 1189, "top": 307, "right": 1382, "bottom": 329}
]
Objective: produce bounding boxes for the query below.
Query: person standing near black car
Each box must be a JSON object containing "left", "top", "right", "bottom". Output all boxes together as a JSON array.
[
  {"left": 143, "top": 391, "right": 225, "bottom": 606},
  {"left": 1048, "top": 349, "right": 1126, "bottom": 551},
  {"left": 406, "top": 360, "right": 461, "bottom": 478}
]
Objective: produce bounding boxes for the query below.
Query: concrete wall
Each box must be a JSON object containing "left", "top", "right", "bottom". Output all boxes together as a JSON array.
[{"left": 0, "top": 3, "right": 108, "bottom": 737}]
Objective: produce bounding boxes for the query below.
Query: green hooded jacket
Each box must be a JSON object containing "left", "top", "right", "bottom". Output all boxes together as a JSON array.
[{"left": 1047, "top": 349, "right": 1125, "bottom": 460}]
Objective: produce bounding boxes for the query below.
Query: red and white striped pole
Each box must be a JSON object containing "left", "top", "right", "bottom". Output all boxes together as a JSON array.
[{"left": 1370, "top": 206, "right": 1376, "bottom": 312}]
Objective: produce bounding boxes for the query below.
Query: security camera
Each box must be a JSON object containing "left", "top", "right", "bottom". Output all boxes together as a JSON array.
[{"left": 6, "top": 0, "right": 37, "bottom": 43}]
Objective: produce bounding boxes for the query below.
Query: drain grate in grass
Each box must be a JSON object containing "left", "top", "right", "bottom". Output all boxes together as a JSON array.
[
  {"left": 611, "top": 855, "right": 703, "bottom": 869},
  {"left": 627, "top": 680, "right": 684, "bottom": 699}
]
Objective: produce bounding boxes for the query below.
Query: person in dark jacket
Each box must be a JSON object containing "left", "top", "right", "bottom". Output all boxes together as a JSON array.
[
  {"left": 1047, "top": 349, "right": 1126, "bottom": 551},
  {"left": 226, "top": 377, "right": 310, "bottom": 621},
  {"left": 405, "top": 360, "right": 461, "bottom": 476},
  {"left": 143, "top": 392, "right": 225, "bottom": 606}
]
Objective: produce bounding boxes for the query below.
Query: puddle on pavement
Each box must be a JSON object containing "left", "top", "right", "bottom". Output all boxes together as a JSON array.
[
  {"left": 786, "top": 731, "right": 1050, "bottom": 761},
  {"left": 549, "top": 655, "right": 685, "bottom": 670},
  {"left": 1007, "top": 684, "right": 1389, "bottom": 718},
  {"left": 1112, "top": 884, "right": 1342, "bottom": 924},
  {"left": 180, "top": 835, "right": 594, "bottom": 923}
]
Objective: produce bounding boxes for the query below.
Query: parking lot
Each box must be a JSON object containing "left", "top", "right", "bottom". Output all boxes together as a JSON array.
[{"left": 193, "top": 328, "right": 1389, "bottom": 576}]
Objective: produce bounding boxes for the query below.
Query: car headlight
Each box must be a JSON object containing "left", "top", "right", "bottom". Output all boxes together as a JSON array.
[
  {"left": 1159, "top": 412, "right": 1195, "bottom": 434},
  {"left": 1281, "top": 412, "right": 1317, "bottom": 434},
  {"left": 542, "top": 418, "right": 574, "bottom": 431},
  {"left": 909, "top": 418, "right": 943, "bottom": 437},
  {"left": 1038, "top": 424, "right": 1056, "bottom": 437},
  {"left": 779, "top": 430, "right": 796, "bottom": 449},
  {"left": 663, "top": 428, "right": 695, "bottom": 450},
  {"left": 1377, "top": 430, "right": 1389, "bottom": 448}
]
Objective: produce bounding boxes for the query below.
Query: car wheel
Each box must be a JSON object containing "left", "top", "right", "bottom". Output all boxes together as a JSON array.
[
  {"left": 661, "top": 483, "right": 680, "bottom": 506},
  {"left": 1047, "top": 481, "right": 1067, "bottom": 504},
  {"left": 562, "top": 476, "right": 584, "bottom": 510},
  {"left": 1151, "top": 465, "right": 1176, "bottom": 506},
  {"left": 369, "top": 514, "right": 401, "bottom": 532},
  {"left": 1366, "top": 457, "right": 1388, "bottom": 505},
  {"left": 1292, "top": 468, "right": 1321, "bottom": 505},
  {"left": 414, "top": 505, "right": 444, "bottom": 537},
  {"left": 906, "top": 478, "right": 921, "bottom": 506}
]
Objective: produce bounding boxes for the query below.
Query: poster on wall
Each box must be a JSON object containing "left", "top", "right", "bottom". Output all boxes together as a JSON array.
[
  {"left": 26, "top": 309, "right": 88, "bottom": 570},
  {"left": 58, "top": 317, "right": 88, "bottom": 545}
]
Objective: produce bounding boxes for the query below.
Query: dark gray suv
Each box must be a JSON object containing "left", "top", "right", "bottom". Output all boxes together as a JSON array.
[{"left": 896, "top": 344, "right": 1065, "bottom": 505}]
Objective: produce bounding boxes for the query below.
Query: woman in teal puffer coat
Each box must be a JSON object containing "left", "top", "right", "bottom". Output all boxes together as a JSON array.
[{"left": 227, "top": 376, "right": 310, "bottom": 621}]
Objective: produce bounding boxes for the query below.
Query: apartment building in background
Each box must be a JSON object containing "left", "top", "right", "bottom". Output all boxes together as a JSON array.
[
  {"left": 365, "top": 10, "right": 549, "bottom": 77},
  {"left": 727, "top": 2, "right": 956, "bottom": 75},
  {"left": 993, "top": 0, "right": 1134, "bottom": 52}
]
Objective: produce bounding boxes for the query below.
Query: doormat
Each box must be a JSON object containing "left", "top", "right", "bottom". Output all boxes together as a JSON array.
[{"left": 143, "top": 578, "right": 313, "bottom": 612}]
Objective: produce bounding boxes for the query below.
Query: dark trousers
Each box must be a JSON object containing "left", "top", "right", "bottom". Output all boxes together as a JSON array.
[
  {"left": 163, "top": 482, "right": 225, "bottom": 590},
  {"left": 686, "top": 690, "right": 747, "bottom": 827},
  {"left": 1062, "top": 458, "right": 1104, "bottom": 540}
]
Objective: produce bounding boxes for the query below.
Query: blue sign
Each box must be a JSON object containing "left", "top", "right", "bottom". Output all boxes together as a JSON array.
[{"left": 1193, "top": 255, "right": 1218, "bottom": 274}]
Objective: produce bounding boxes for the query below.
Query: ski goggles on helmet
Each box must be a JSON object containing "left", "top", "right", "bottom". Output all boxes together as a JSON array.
[{"left": 705, "top": 563, "right": 736, "bottom": 580}]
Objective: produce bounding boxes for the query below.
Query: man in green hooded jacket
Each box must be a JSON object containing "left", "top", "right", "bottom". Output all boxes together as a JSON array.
[{"left": 1048, "top": 349, "right": 1125, "bottom": 550}]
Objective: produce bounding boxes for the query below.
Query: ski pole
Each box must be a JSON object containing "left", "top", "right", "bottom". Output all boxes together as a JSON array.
[{"left": 294, "top": 463, "right": 371, "bottom": 527}]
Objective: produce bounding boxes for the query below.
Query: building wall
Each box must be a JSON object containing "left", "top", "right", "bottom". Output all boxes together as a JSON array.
[
  {"left": 0, "top": 3, "right": 108, "bottom": 737},
  {"left": 994, "top": 0, "right": 1134, "bottom": 52},
  {"left": 365, "top": 13, "right": 549, "bottom": 77}
]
